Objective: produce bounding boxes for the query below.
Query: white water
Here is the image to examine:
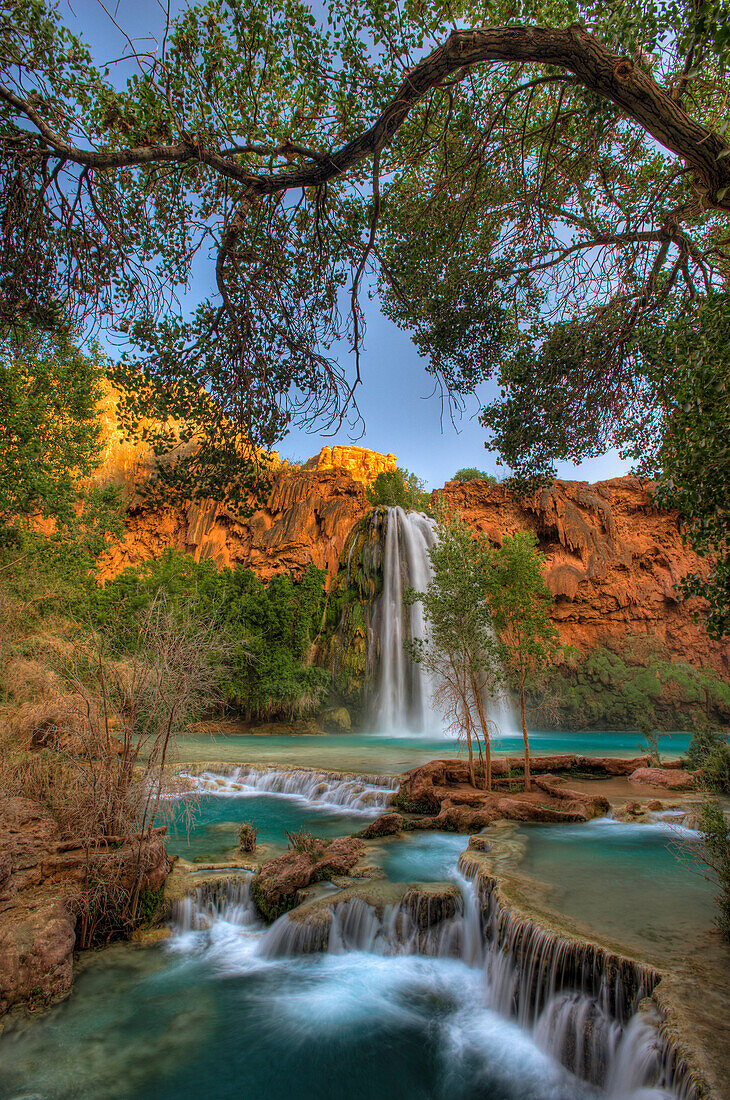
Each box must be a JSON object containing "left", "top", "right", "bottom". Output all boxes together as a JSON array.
[
  {"left": 182, "top": 764, "right": 398, "bottom": 815},
  {"left": 376, "top": 507, "right": 439, "bottom": 733},
  {"left": 169, "top": 863, "right": 687, "bottom": 1100},
  {"left": 373, "top": 506, "right": 517, "bottom": 739}
]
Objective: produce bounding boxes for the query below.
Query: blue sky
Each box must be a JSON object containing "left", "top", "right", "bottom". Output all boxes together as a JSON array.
[{"left": 62, "top": 0, "right": 629, "bottom": 490}]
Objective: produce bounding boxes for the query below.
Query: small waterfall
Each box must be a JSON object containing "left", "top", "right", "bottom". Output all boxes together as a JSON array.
[
  {"left": 375, "top": 506, "right": 438, "bottom": 732},
  {"left": 182, "top": 765, "right": 398, "bottom": 814},
  {"left": 260, "top": 876, "right": 483, "bottom": 962},
  {"left": 171, "top": 877, "right": 259, "bottom": 932},
  {"left": 457, "top": 851, "right": 696, "bottom": 1099},
  {"left": 166, "top": 860, "right": 698, "bottom": 1100}
]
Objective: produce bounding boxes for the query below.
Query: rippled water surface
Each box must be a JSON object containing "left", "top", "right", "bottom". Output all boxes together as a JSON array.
[{"left": 512, "top": 817, "right": 715, "bottom": 955}]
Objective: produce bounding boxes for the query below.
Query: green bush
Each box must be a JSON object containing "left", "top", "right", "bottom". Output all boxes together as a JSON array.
[
  {"left": 452, "top": 468, "right": 497, "bottom": 483},
  {"left": 527, "top": 639, "right": 730, "bottom": 731},
  {"left": 696, "top": 798, "right": 730, "bottom": 940},
  {"left": 687, "top": 728, "right": 730, "bottom": 793},
  {"left": 88, "top": 551, "right": 330, "bottom": 720},
  {"left": 366, "top": 467, "right": 431, "bottom": 513}
]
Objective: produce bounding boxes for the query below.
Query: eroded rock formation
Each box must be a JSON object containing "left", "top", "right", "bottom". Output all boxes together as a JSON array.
[
  {"left": 98, "top": 428, "right": 728, "bottom": 675},
  {"left": 443, "top": 477, "right": 729, "bottom": 675},
  {"left": 393, "top": 758, "right": 614, "bottom": 831},
  {"left": 0, "top": 797, "right": 170, "bottom": 1014}
]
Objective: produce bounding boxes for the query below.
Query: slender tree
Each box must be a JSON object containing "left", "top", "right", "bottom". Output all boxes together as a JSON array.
[
  {"left": 407, "top": 506, "right": 500, "bottom": 789},
  {"left": 484, "top": 531, "right": 559, "bottom": 791}
]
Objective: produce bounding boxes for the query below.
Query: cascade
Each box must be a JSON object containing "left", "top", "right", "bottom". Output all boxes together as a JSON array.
[
  {"left": 169, "top": 859, "right": 693, "bottom": 1100},
  {"left": 375, "top": 506, "right": 438, "bottom": 732},
  {"left": 372, "top": 506, "right": 517, "bottom": 737},
  {"left": 171, "top": 876, "right": 259, "bottom": 932},
  {"left": 183, "top": 764, "right": 398, "bottom": 814}
]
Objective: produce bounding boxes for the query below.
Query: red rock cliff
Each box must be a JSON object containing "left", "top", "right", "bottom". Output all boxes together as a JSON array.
[
  {"left": 443, "top": 477, "right": 729, "bottom": 676},
  {"left": 101, "top": 467, "right": 728, "bottom": 676}
]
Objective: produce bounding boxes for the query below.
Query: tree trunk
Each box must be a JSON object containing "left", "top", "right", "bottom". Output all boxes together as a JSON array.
[
  {"left": 520, "top": 681, "right": 531, "bottom": 792},
  {"left": 466, "top": 722, "right": 476, "bottom": 788},
  {"left": 470, "top": 673, "right": 492, "bottom": 791}
]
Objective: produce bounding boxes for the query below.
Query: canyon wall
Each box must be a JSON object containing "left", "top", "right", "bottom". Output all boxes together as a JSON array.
[
  {"left": 100, "top": 454, "right": 729, "bottom": 676},
  {"left": 443, "top": 477, "right": 728, "bottom": 676}
]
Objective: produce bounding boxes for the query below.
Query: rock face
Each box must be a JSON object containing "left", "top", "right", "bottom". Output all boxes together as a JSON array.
[
  {"left": 101, "top": 465, "right": 371, "bottom": 582},
  {"left": 444, "top": 477, "right": 729, "bottom": 676},
  {"left": 251, "top": 836, "right": 366, "bottom": 921},
  {"left": 303, "top": 445, "right": 397, "bottom": 484},
  {"left": 0, "top": 797, "right": 170, "bottom": 1015},
  {"left": 99, "top": 437, "right": 728, "bottom": 675},
  {"left": 0, "top": 799, "right": 77, "bottom": 1014}
]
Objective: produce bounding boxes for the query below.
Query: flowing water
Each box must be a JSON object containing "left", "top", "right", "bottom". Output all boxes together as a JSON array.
[
  {"left": 0, "top": 844, "right": 688, "bottom": 1099},
  {"left": 374, "top": 506, "right": 439, "bottom": 732},
  {"left": 372, "top": 506, "right": 518, "bottom": 738},
  {"left": 0, "top": 505, "right": 705, "bottom": 1098}
]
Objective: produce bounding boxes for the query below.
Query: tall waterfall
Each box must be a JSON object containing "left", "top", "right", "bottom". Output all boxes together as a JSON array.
[
  {"left": 373, "top": 506, "right": 516, "bottom": 738},
  {"left": 375, "top": 507, "right": 438, "bottom": 733}
]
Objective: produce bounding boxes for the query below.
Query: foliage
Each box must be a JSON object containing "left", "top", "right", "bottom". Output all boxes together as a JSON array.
[
  {"left": 484, "top": 531, "right": 559, "bottom": 788},
  {"left": 0, "top": 596, "right": 224, "bottom": 945},
  {"left": 0, "top": 323, "right": 122, "bottom": 583},
  {"left": 407, "top": 503, "right": 501, "bottom": 787},
  {"left": 88, "top": 551, "right": 329, "bottom": 720},
  {"left": 452, "top": 468, "right": 497, "bottom": 484},
  {"left": 6, "top": 0, "right": 730, "bottom": 483},
  {"left": 366, "top": 467, "right": 431, "bottom": 513},
  {"left": 0, "top": 323, "right": 103, "bottom": 527},
  {"left": 686, "top": 728, "right": 730, "bottom": 794},
  {"left": 631, "top": 294, "right": 730, "bottom": 639},
  {"left": 695, "top": 798, "right": 730, "bottom": 941},
  {"left": 285, "top": 827, "right": 325, "bottom": 859},
  {"left": 239, "top": 820, "right": 258, "bottom": 852},
  {"left": 530, "top": 640, "right": 730, "bottom": 731}
]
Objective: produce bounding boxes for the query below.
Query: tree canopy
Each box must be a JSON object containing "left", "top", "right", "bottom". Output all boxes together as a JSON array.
[
  {"left": 3, "top": 0, "right": 730, "bottom": 625},
  {"left": 3, "top": 0, "right": 729, "bottom": 451}
]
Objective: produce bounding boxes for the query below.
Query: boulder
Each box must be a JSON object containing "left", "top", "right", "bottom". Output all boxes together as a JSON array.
[
  {"left": 252, "top": 836, "right": 365, "bottom": 921},
  {"left": 628, "top": 767, "right": 696, "bottom": 791},
  {"left": 356, "top": 813, "right": 405, "bottom": 838}
]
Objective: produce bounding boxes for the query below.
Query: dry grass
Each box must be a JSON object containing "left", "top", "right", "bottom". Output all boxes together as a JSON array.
[{"left": 0, "top": 594, "right": 231, "bottom": 943}]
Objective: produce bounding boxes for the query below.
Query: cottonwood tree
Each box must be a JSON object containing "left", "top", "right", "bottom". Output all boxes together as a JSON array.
[
  {"left": 484, "top": 530, "right": 559, "bottom": 791},
  {"left": 407, "top": 506, "right": 500, "bottom": 788},
  {"left": 3, "top": 0, "right": 730, "bottom": 478}
]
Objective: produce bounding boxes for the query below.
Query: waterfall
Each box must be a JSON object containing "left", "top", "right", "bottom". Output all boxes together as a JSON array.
[
  {"left": 260, "top": 875, "right": 483, "bottom": 962},
  {"left": 171, "top": 876, "right": 259, "bottom": 933},
  {"left": 372, "top": 506, "right": 517, "bottom": 737},
  {"left": 182, "top": 765, "right": 398, "bottom": 814},
  {"left": 375, "top": 507, "right": 438, "bottom": 732},
  {"left": 169, "top": 868, "right": 694, "bottom": 1099}
]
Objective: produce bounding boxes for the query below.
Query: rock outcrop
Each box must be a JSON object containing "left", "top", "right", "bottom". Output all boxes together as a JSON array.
[
  {"left": 98, "top": 427, "right": 728, "bottom": 675},
  {"left": 443, "top": 477, "right": 729, "bottom": 675},
  {"left": 251, "top": 836, "right": 366, "bottom": 922},
  {"left": 101, "top": 466, "right": 371, "bottom": 582},
  {"left": 303, "top": 445, "right": 397, "bottom": 484},
  {"left": 394, "top": 759, "right": 612, "bottom": 831},
  {"left": 0, "top": 797, "right": 170, "bottom": 1015}
]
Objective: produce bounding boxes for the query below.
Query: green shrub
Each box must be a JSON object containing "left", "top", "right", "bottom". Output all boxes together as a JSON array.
[
  {"left": 687, "top": 728, "right": 730, "bottom": 793},
  {"left": 452, "top": 468, "right": 497, "bottom": 483},
  {"left": 527, "top": 639, "right": 730, "bottom": 731},
  {"left": 696, "top": 798, "right": 730, "bottom": 940},
  {"left": 88, "top": 551, "right": 330, "bottom": 720},
  {"left": 366, "top": 467, "right": 431, "bottom": 513}
]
